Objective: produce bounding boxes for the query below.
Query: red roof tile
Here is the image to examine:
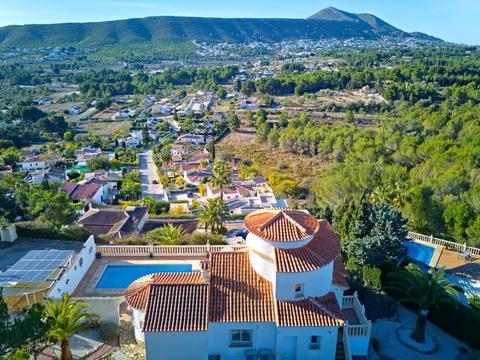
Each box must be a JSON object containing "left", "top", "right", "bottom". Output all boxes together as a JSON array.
[
  {"left": 143, "top": 283, "right": 209, "bottom": 332},
  {"left": 209, "top": 251, "right": 275, "bottom": 323},
  {"left": 275, "top": 220, "right": 341, "bottom": 272},
  {"left": 61, "top": 183, "right": 101, "bottom": 201},
  {"left": 125, "top": 272, "right": 205, "bottom": 311},
  {"left": 277, "top": 292, "right": 345, "bottom": 327},
  {"left": 245, "top": 209, "right": 319, "bottom": 242}
]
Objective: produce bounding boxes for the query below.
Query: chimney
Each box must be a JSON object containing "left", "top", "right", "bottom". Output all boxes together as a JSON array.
[{"left": 200, "top": 259, "right": 210, "bottom": 283}]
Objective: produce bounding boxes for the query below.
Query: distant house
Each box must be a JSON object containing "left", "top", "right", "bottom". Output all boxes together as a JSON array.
[
  {"left": 184, "top": 170, "right": 209, "bottom": 186},
  {"left": 60, "top": 183, "right": 104, "bottom": 209},
  {"left": 68, "top": 107, "right": 83, "bottom": 116},
  {"left": 77, "top": 206, "right": 149, "bottom": 239},
  {"left": 24, "top": 168, "right": 66, "bottom": 184},
  {"left": 241, "top": 99, "right": 259, "bottom": 110},
  {"left": 189, "top": 150, "right": 210, "bottom": 162},
  {"left": 18, "top": 153, "right": 62, "bottom": 171},
  {"left": 206, "top": 177, "right": 286, "bottom": 214},
  {"left": 177, "top": 161, "right": 202, "bottom": 173},
  {"left": 37, "top": 98, "right": 52, "bottom": 106},
  {"left": 121, "top": 130, "right": 143, "bottom": 148},
  {"left": 75, "top": 147, "right": 102, "bottom": 166},
  {"left": 174, "top": 134, "right": 209, "bottom": 146},
  {"left": 80, "top": 171, "right": 123, "bottom": 204}
]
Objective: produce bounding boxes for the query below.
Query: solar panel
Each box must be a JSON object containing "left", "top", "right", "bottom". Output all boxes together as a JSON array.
[{"left": 0, "top": 249, "right": 74, "bottom": 285}]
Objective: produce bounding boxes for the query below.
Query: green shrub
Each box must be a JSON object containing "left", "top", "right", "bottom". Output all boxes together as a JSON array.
[
  {"left": 469, "top": 294, "right": 480, "bottom": 314},
  {"left": 428, "top": 301, "right": 480, "bottom": 349},
  {"left": 0, "top": 349, "right": 30, "bottom": 360},
  {"left": 16, "top": 221, "right": 91, "bottom": 242},
  {"left": 362, "top": 266, "right": 382, "bottom": 290},
  {"left": 99, "top": 323, "right": 119, "bottom": 342}
]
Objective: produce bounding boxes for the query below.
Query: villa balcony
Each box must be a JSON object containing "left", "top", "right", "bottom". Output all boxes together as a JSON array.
[{"left": 340, "top": 292, "right": 371, "bottom": 358}]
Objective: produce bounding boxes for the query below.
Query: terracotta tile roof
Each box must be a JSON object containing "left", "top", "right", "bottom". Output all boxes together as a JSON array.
[
  {"left": 125, "top": 272, "right": 205, "bottom": 311},
  {"left": 61, "top": 183, "right": 102, "bottom": 201},
  {"left": 143, "top": 283, "right": 209, "bottom": 332},
  {"left": 276, "top": 292, "right": 345, "bottom": 327},
  {"left": 275, "top": 220, "right": 341, "bottom": 272},
  {"left": 245, "top": 209, "right": 319, "bottom": 242},
  {"left": 209, "top": 251, "right": 275, "bottom": 323},
  {"left": 77, "top": 207, "right": 148, "bottom": 237},
  {"left": 333, "top": 257, "right": 349, "bottom": 288}
]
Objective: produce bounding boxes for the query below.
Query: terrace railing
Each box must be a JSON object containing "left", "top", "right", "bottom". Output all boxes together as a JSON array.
[
  {"left": 408, "top": 231, "right": 480, "bottom": 257},
  {"left": 342, "top": 326, "right": 353, "bottom": 360},
  {"left": 342, "top": 291, "right": 371, "bottom": 338},
  {"left": 95, "top": 244, "right": 247, "bottom": 257}
]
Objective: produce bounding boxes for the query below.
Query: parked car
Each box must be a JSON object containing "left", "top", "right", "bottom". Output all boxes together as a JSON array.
[
  {"left": 152, "top": 180, "right": 159, "bottom": 184},
  {"left": 234, "top": 229, "right": 249, "bottom": 239}
]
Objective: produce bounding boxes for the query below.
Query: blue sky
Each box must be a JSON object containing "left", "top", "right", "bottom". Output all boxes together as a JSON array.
[{"left": 0, "top": 0, "right": 478, "bottom": 44}]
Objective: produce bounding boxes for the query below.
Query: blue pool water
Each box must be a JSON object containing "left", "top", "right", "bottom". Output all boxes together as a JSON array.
[
  {"left": 95, "top": 264, "right": 193, "bottom": 289},
  {"left": 403, "top": 241, "right": 435, "bottom": 265}
]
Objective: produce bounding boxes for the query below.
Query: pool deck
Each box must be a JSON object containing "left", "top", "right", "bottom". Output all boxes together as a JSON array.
[
  {"left": 437, "top": 248, "right": 480, "bottom": 280},
  {"left": 73, "top": 256, "right": 204, "bottom": 298}
]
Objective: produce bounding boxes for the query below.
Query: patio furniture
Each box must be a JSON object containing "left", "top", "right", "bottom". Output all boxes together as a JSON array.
[{"left": 458, "top": 251, "right": 473, "bottom": 262}]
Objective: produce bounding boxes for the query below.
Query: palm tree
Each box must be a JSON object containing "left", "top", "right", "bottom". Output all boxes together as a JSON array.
[
  {"left": 145, "top": 224, "right": 186, "bottom": 245},
  {"left": 44, "top": 295, "right": 99, "bottom": 360},
  {"left": 387, "top": 264, "right": 459, "bottom": 343},
  {"left": 211, "top": 160, "right": 231, "bottom": 204},
  {"left": 199, "top": 198, "right": 228, "bottom": 234}
]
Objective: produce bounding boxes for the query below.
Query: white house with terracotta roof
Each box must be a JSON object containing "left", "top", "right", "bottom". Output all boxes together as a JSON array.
[{"left": 124, "top": 209, "right": 371, "bottom": 360}]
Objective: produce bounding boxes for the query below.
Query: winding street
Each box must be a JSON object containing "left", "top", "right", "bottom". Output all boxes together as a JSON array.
[{"left": 139, "top": 149, "right": 168, "bottom": 201}]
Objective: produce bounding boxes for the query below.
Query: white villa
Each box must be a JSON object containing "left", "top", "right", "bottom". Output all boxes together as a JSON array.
[
  {"left": 124, "top": 209, "right": 371, "bottom": 360},
  {"left": 206, "top": 177, "right": 287, "bottom": 214}
]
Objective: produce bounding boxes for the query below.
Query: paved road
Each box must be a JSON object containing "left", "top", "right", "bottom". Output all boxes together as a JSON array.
[{"left": 139, "top": 149, "right": 168, "bottom": 201}]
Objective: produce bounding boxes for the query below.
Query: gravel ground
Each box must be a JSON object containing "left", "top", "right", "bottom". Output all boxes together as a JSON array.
[{"left": 372, "top": 305, "right": 471, "bottom": 360}]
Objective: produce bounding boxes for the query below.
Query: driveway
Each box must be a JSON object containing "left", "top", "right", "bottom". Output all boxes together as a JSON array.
[{"left": 139, "top": 149, "right": 168, "bottom": 201}]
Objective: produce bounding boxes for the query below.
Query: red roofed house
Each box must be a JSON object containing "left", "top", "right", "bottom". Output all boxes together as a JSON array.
[
  {"left": 60, "top": 183, "right": 104, "bottom": 211},
  {"left": 124, "top": 209, "right": 371, "bottom": 360}
]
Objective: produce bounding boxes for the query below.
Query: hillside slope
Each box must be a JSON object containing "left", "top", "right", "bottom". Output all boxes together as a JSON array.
[{"left": 0, "top": 8, "right": 440, "bottom": 48}]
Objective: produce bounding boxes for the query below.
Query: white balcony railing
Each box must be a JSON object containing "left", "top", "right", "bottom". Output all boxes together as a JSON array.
[
  {"left": 95, "top": 244, "right": 247, "bottom": 257},
  {"left": 407, "top": 231, "right": 480, "bottom": 257},
  {"left": 342, "top": 326, "right": 353, "bottom": 360},
  {"left": 342, "top": 291, "right": 371, "bottom": 338}
]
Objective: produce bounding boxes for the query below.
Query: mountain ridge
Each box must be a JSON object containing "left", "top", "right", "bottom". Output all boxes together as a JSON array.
[{"left": 0, "top": 7, "right": 443, "bottom": 48}]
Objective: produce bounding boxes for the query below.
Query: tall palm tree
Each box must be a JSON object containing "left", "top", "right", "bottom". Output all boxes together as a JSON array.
[
  {"left": 199, "top": 198, "right": 228, "bottom": 234},
  {"left": 211, "top": 160, "right": 231, "bottom": 204},
  {"left": 44, "top": 295, "right": 99, "bottom": 360},
  {"left": 387, "top": 264, "right": 459, "bottom": 343}
]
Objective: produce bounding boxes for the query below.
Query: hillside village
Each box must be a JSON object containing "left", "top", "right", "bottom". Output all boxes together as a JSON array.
[{"left": 0, "top": 6, "right": 479, "bottom": 360}]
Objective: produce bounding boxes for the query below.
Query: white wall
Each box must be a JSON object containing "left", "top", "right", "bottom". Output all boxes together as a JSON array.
[
  {"left": 349, "top": 335, "right": 370, "bottom": 356},
  {"left": 275, "top": 262, "right": 334, "bottom": 301},
  {"left": 92, "top": 188, "right": 104, "bottom": 204},
  {"left": 276, "top": 326, "right": 339, "bottom": 360},
  {"left": 20, "top": 161, "right": 47, "bottom": 170},
  {"left": 145, "top": 331, "right": 208, "bottom": 360},
  {"left": 133, "top": 308, "right": 145, "bottom": 342},
  {"left": 331, "top": 285, "right": 345, "bottom": 306},
  {"left": 207, "top": 322, "right": 276, "bottom": 360},
  {"left": 77, "top": 297, "right": 123, "bottom": 325},
  {"left": 48, "top": 235, "right": 96, "bottom": 298}
]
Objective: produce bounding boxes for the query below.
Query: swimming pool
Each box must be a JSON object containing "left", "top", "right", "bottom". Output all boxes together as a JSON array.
[
  {"left": 95, "top": 264, "right": 193, "bottom": 289},
  {"left": 403, "top": 241, "right": 435, "bottom": 266}
]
